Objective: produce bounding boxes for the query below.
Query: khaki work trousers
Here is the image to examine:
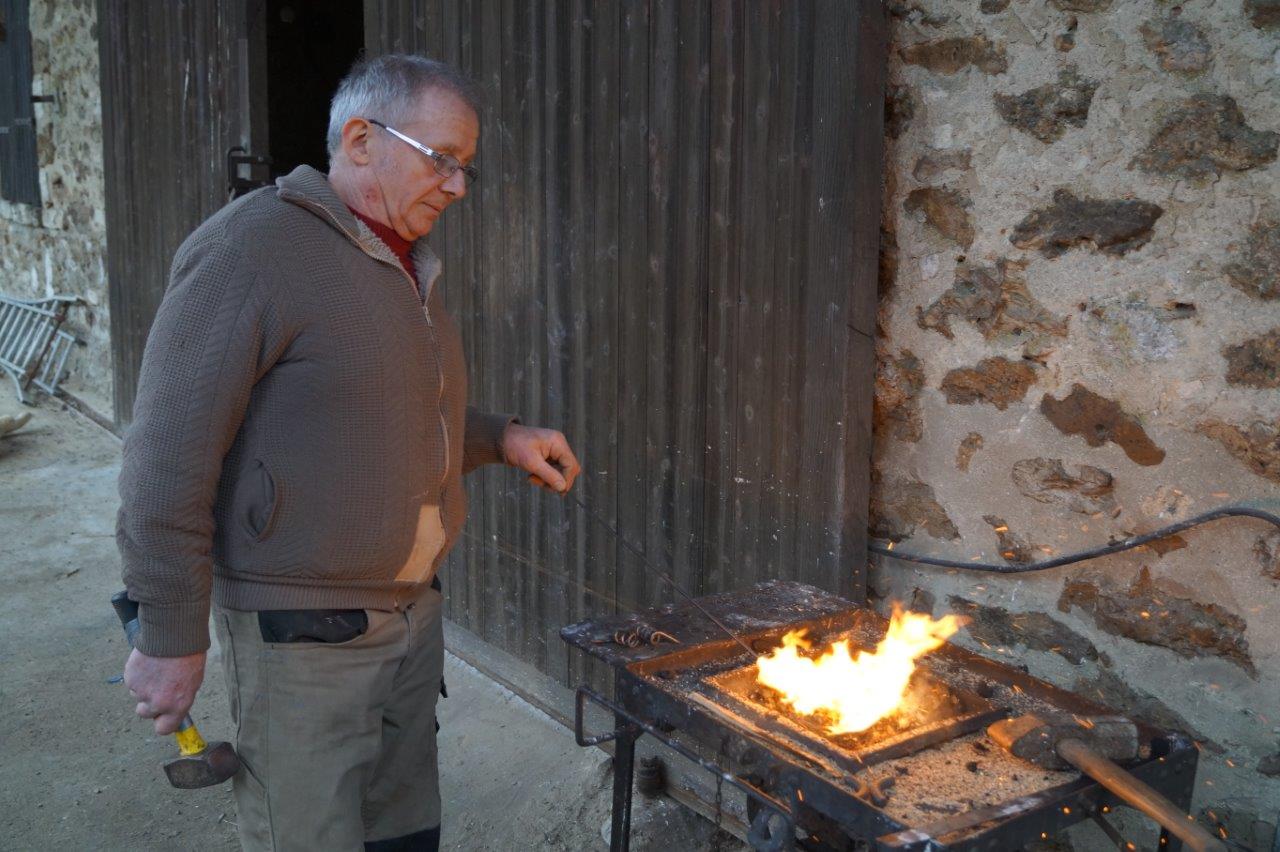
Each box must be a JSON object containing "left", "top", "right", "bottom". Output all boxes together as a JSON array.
[{"left": 213, "top": 583, "right": 444, "bottom": 852}]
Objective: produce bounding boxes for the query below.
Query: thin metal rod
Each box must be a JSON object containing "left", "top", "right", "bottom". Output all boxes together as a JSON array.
[{"left": 564, "top": 492, "right": 758, "bottom": 658}]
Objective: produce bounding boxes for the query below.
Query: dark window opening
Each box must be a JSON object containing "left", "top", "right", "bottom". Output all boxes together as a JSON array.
[
  {"left": 0, "top": 0, "right": 41, "bottom": 206},
  {"left": 265, "top": 0, "right": 364, "bottom": 179}
]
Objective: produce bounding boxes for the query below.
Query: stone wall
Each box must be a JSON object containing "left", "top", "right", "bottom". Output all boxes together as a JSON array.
[
  {"left": 0, "top": 0, "right": 110, "bottom": 415},
  {"left": 874, "top": 0, "right": 1280, "bottom": 845}
]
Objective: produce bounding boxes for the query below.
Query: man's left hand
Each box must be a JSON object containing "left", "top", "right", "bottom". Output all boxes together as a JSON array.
[{"left": 502, "top": 424, "right": 581, "bottom": 493}]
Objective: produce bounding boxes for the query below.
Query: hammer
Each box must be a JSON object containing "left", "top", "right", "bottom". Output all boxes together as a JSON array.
[
  {"left": 988, "top": 714, "right": 1226, "bottom": 852},
  {"left": 112, "top": 591, "right": 240, "bottom": 789}
]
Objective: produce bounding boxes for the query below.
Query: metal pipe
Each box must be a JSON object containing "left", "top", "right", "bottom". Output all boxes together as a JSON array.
[
  {"left": 0, "top": 305, "right": 20, "bottom": 356},
  {"left": 3, "top": 310, "right": 33, "bottom": 365},
  {"left": 1056, "top": 738, "right": 1226, "bottom": 852},
  {"left": 16, "top": 314, "right": 45, "bottom": 375},
  {"left": 610, "top": 714, "right": 637, "bottom": 852}
]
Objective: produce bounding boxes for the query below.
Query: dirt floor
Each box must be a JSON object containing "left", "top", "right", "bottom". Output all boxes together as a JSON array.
[{"left": 0, "top": 396, "right": 742, "bottom": 851}]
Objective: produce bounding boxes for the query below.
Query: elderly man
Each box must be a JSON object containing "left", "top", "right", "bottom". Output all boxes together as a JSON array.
[{"left": 118, "top": 55, "right": 579, "bottom": 851}]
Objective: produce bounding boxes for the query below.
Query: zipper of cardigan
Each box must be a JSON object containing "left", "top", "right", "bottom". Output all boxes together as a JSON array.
[{"left": 291, "top": 197, "right": 452, "bottom": 506}]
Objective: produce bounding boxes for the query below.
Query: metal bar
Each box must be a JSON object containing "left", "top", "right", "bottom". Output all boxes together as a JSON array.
[
  {"left": 0, "top": 295, "right": 65, "bottom": 318},
  {"left": 878, "top": 782, "right": 1082, "bottom": 850},
  {"left": 1056, "top": 738, "right": 1225, "bottom": 852},
  {"left": 15, "top": 313, "right": 46, "bottom": 377},
  {"left": 0, "top": 304, "right": 20, "bottom": 355},
  {"left": 34, "top": 334, "right": 60, "bottom": 387},
  {"left": 42, "top": 331, "right": 72, "bottom": 391},
  {"left": 51, "top": 331, "right": 74, "bottom": 390},
  {"left": 610, "top": 714, "right": 637, "bottom": 852},
  {"left": 21, "top": 315, "right": 58, "bottom": 385},
  {"left": 2, "top": 369, "right": 26, "bottom": 403},
  {"left": 575, "top": 687, "right": 794, "bottom": 820},
  {"left": 4, "top": 310, "right": 34, "bottom": 365},
  {"left": 575, "top": 686, "right": 639, "bottom": 747},
  {"left": 33, "top": 331, "right": 75, "bottom": 394},
  {"left": 1090, "top": 811, "right": 1126, "bottom": 848},
  {"left": 4, "top": 313, "right": 37, "bottom": 386}
]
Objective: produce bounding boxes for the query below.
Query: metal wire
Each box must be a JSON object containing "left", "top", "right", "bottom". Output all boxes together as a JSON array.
[
  {"left": 871, "top": 504, "right": 1280, "bottom": 574},
  {"left": 564, "top": 491, "right": 758, "bottom": 658},
  {"left": 459, "top": 527, "right": 629, "bottom": 612}
]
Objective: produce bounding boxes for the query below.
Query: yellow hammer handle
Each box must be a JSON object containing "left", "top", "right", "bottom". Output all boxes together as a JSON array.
[{"left": 174, "top": 718, "right": 207, "bottom": 756}]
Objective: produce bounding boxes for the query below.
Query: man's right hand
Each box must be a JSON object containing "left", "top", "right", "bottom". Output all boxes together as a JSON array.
[{"left": 124, "top": 648, "right": 207, "bottom": 735}]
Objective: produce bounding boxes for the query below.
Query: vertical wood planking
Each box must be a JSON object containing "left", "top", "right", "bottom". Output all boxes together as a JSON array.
[
  {"left": 100, "top": 0, "right": 246, "bottom": 428},
  {"left": 702, "top": 0, "right": 743, "bottom": 597},
  {"left": 578, "top": 0, "right": 622, "bottom": 674},
  {"left": 532, "top": 0, "right": 563, "bottom": 675},
  {"left": 540, "top": 0, "right": 575, "bottom": 684},
  {"left": 523, "top": 0, "right": 559, "bottom": 681},
  {"left": 730, "top": 0, "right": 777, "bottom": 590},
  {"left": 796, "top": 1, "right": 862, "bottom": 597},
  {"left": 842, "top": 5, "right": 889, "bottom": 600},
  {"left": 670, "top": 1, "right": 711, "bottom": 597},
  {"left": 766, "top": 1, "right": 807, "bottom": 583},
  {"left": 614, "top": 0, "right": 651, "bottom": 620},
  {"left": 498, "top": 0, "right": 534, "bottom": 669},
  {"left": 379, "top": 0, "right": 884, "bottom": 687},
  {"left": 643, "top": 0, "right": 677, "bottom": 609}
]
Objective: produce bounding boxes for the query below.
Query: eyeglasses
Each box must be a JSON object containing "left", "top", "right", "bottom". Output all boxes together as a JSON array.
[{"left": 367, "top": 118, "right": 480, "bottom": 186}]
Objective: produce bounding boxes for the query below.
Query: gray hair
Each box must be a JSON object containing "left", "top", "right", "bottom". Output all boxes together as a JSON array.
[{"left": 326, "top": 54, "right": 482, "bottom": 159}]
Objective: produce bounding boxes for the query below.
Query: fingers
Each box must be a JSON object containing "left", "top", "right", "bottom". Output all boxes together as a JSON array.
[
  {"left": 122, "top": 649, "right": 206, "bottom": 740},
  {"left": 153, "top": 712, "right": 185, "bottom": 737},
  {"left": 505, "top": 425, "right": 581, "bottom": 494},
  {"left": 546, "top": 435, "right": 582, "bottom": 492},
  {"left": 527, "top": 474, "right": 558, "bottom": 491},
  {"left": 526, "top": 457, "right": 567, "bottom": 492},
  {"left": 135, "top": 697, "right": 189, "bottom": 735}
]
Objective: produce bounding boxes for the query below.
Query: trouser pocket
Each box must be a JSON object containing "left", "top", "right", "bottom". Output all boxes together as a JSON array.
[{"left": 257, "top": 609, "right": 369, "bottom": 644}]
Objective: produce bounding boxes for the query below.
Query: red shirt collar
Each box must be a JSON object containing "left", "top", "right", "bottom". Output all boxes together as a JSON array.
[{"left": 347, "top": 206, "right": 416, "bottom": 280}]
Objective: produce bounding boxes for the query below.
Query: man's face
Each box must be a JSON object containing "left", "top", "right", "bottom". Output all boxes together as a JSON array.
[{"left": 370, "top": 88, "right": 478, "bottom": 241}]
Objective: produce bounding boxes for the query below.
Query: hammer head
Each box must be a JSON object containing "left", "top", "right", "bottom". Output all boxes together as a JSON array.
[
  {"left": 163, "top": 740, "right": 240, "bottom": 789},
  {"left": 988, "top": 713, "right": 1138, "bottom": 770}
]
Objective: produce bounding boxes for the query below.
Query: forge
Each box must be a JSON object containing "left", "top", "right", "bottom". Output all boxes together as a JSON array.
[
  {"left": 701, "top": 658, "right": 1002, "bottom": 774},
  {"left": 561, "top": 580, "right": 1202, "bottom": 851}
]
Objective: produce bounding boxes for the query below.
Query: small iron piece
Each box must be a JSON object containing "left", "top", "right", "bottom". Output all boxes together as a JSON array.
[
  {"left": 567, "top": 491, "right": 756, "bottom": 657},
  {"left": 854, "top": 774, "right": 896, "bottom": 808},
  {"left": 612, "top": 621, "right": 680, "bottom": 648}
]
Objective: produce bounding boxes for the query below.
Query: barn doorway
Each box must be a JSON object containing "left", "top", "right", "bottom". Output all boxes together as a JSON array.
[{"left": 264, "top": 0, "right": 364, "bottom": 178}]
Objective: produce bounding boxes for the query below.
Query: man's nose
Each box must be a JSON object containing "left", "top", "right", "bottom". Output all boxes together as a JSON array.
[{"left": 441, "top": 169, "right": 467, "bottom": 199}]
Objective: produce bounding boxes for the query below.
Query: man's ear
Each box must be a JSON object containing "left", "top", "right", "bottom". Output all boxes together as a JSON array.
[{"left": 342, "top": 118, "right": 374, "bottom": 166}]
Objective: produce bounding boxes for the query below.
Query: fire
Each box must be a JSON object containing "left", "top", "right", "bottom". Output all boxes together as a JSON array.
[{"left": 754, "top": 608, "right": 965, "bottom": 735}]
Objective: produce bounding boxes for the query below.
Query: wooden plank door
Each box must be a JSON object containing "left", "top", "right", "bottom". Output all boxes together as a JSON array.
[
  {"left": 366, "top": 0, "right": 887, "bottom": 688},
  {"left": 97, "top": 0, "right": 261, "bottom": 426}
]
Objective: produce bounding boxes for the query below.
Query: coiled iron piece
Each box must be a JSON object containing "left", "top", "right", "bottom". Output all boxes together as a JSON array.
[{"left": 612, "top": 621, "right": 680, "bottom": 648}]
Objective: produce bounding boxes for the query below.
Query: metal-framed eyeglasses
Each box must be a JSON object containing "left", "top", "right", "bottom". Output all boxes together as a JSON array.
[{"left": 367, "top": 118, "right": 480, "bottom": 186}]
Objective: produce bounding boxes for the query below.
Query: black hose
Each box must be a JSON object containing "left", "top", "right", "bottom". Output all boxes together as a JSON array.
[{"left": 869, "top": 504, "right": 1280, "bottom": 574}]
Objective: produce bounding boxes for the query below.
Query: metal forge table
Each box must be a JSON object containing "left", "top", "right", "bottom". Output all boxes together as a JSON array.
[{"left": 561, "top": 580, "right": 1201, "bottom": 851}]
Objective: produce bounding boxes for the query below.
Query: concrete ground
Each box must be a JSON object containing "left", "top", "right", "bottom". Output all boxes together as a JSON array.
[{"left": 0, "top": 395, "right": 741, "bottom": 851}]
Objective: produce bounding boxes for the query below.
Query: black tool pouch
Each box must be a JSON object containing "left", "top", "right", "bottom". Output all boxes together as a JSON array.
[{"left": 257, "top": 609, "right": 369, "bottom": 644}]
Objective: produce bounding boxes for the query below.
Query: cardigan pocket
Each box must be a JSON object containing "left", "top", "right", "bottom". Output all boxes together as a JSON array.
[{"left": 240, "top": 459, "right": 281, "bottom": 542}]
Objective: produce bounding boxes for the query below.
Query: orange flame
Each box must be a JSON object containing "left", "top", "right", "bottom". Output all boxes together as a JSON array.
[{"left": 754, "top": 607, "right": 965, "bottom": 735}]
